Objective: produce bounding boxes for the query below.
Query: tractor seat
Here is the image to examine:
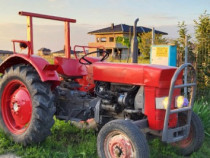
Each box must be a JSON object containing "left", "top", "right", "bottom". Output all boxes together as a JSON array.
[{"left": 54, "top": 57, "right": 87, "bottom": 78}]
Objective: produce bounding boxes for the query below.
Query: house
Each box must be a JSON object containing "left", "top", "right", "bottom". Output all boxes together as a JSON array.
[
  {"left": 38, "top": 48, "right": 51, "bottom": 56},
  {"left": 88, "top": 24, "right": 167, "bottom": 59}
]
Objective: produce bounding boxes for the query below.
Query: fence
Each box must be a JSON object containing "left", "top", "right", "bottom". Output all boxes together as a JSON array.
[{"left": 177, "top": 37, "right": 210, "bottom": 98}]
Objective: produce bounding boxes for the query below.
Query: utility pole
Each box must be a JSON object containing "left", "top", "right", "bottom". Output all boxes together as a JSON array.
[
  {"left": 152, "top": 27, "right": 155, "bottom": 45},
  {"left": 184, "top": 35, "right": 188, "bottom": 98},
  {"left": 131, "top": 18, "right": 139, "bottom": 63}
]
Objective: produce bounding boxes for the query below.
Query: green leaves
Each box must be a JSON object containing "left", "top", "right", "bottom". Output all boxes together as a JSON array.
[
  {"left": 193, "top": 98, "right": 210, "bottom": 137},
  {"left": 115, "top": 36, "right": 131, "bottom": 48}
]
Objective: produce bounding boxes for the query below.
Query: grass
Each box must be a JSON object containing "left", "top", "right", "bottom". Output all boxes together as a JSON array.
[
  {"left": 0, "top": 55, "right": 209, "bottom": 157},
  {"left": 0, "top": 120, "right": 97, "bottom": 158},
  {"left": 0, "top": 98, "right": 209, "bottom": 158}
]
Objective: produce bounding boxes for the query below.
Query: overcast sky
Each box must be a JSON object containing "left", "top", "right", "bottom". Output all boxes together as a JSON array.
[{"left": 0, "top": 0, "right": 209, "bottom": 52}]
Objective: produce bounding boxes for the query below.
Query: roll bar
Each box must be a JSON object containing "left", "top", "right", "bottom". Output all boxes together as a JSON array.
[{"left": 18, "top": 11, "right": 76, "bottom": 58}]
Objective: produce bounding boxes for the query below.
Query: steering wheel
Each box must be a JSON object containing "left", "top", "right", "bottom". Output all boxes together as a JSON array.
[{"left": 79, "top": 50, "right": 110, "bottom": 65}]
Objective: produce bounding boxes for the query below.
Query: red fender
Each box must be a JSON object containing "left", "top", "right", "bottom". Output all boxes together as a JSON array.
[{"left": 0, "top": 54, "right": 60, "bottom": 83}]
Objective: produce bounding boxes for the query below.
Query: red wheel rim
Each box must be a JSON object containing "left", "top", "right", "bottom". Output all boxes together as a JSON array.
[
  {"left": 104, "top": 131, "right": 136, "bottom": 158},
  {"left": 172, "top": 114, "right": 194, "bottom": 148},
  {"left": 174, "top": 127, "right": 193, "bottom": 148},
  {"left": 1, "top": 80, "right": 32, "bottom": 134}
]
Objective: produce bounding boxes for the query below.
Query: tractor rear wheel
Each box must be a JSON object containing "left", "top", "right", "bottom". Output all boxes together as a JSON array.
[
  {"left": 0, "top": 64, "right": 55, "bottom": 145},
  {"left": 97, "top": 120, "right": 149, "bottom": 158},
  {"left": 172, "top": 112, "right": 204, "bottom": 156}
]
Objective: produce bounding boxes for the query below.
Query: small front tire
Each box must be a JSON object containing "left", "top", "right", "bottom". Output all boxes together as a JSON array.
[
  {"left": 97, "top": 119, "right": 149, "bottom": 158},
  {"left": 172, "top": 112, "right": 204, "bottom": 156}
]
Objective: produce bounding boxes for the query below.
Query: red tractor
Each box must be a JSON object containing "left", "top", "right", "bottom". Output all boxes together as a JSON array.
[{"left": 0, "top": 12, "right": 204, "bottom": 158}]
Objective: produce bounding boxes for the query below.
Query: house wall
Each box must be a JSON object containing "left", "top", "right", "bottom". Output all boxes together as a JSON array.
[{"left": 88, "top": 33, "right": 129, "bottom": 59}]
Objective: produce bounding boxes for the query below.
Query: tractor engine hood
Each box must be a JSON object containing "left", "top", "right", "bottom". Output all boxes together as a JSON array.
[{"left": 92, "top": 62, "right": 183, "bottom": 88}]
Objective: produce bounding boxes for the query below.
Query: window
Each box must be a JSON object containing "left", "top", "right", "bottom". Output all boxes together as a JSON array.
[
  {"left": 101, "top": 37, "right": 106, "bottom": 42},
  {"left": 96, "top": 37, "right": 100, "bottom": 42},
  {"left": 109, "top": 37, "right": 114, "bottom": 42}
]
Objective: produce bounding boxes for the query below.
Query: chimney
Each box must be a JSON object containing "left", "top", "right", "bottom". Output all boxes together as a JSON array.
[{"left": 111, "top": 23, "right": 114, "bottom": 29}]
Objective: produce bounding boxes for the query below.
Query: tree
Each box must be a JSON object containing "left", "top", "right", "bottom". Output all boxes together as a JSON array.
[
  {"left": 176, "top": 21, "right": 194, "bottom": 66},
  {"left": 116, "top": 32, "right": 167, "bottom": 61},
  {"left": 138, "top": 32, "right": 167, "bottom": 59},
  {"left": 193, "top": 11, "right": 210, "bottom": 96}
]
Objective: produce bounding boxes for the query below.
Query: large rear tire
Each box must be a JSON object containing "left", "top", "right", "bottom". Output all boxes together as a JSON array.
[
  {"left": 172, "top": 112, "right": 204, "bottom": 156},
  {"left": 97, "top": 119, "right": 149, "bottom": 158},
  {"left": 0, "top": 64, "right": 55, "bottom": 145}
]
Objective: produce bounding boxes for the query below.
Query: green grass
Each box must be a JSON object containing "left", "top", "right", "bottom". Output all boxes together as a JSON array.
[
  {"left": 0, "top": 99, "right": 209, "bottom": 158},
  {"left": 107, "top": 56, "right": 150, "bottom": 64},
  {"left": 0, "top": 120, "right": 97, "bottom": 158},
  {"left": 0, "top": 110, "right": 210, "bottom": 158}
]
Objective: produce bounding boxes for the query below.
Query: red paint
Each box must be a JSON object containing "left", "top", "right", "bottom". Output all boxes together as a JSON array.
[
  {"left": 27, "top": 16, "right": 34, "bottom": 55},
  {"left": 75, "top": 65, "right": 95, "bottom": 92},
  {"left": 93, "top": 63, "right": 182, "bottom": 88},
  {"left": 12, "top": 40, "right": 32, "bottom": 55},
  {"left": 1, "top": 80, "right": 32, "bottom": 134},
  {"left": 144, "top": 87, "right": 179, "bottom": 130},
  {"left": 93, "top": 62, "right": 183, "bottom": 130},
  {"left": 106, "top": 132, "right": 134, "bottom": 158},
  {"left": 18, "top": 11, "right": 76, "bottom": 58},
  {"left": 0, "top": 54, "right": 59, "bottom": 82},
  {"left": 19, "top": 11, "right": 76, "bottom": 23},
  {"left": 54, "top": 57, "right": 87, "bottom": 77},
  {"left": 65, "top": 22, "right": 71, "bottom": 59}
]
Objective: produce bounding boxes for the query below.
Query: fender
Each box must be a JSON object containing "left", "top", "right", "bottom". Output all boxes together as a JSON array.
[{"left": 0, "top": 54, "right": 60, "bottom": 83}]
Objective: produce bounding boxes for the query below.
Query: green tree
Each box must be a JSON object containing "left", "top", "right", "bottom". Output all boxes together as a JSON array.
[
  {"left": 194, "top": 11, "right": 210, "bottom": 96},
  {"left": 116, "top": 36, "right": 131, "bottom": 48},
  {"left": 116, "top": 32, "right": 167, "bottom": 61},
  {"left": 116, "top": 36, "right": 131, "bottom": 62},
  {"left": 138, "top": 32, "right": 167, "bottom": 59},
  {"left": 176, "top": 21, "right": 194, "bottom": 66}
]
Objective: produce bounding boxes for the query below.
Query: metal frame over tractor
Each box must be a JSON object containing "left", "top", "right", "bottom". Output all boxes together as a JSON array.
[{"left": 0, "top": 12, "right": 204, "bottom": 158}]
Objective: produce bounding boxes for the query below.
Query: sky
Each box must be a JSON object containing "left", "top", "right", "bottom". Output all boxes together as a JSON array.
[{"left": 0, "top": 0, "right": 209, "bottom": 52}]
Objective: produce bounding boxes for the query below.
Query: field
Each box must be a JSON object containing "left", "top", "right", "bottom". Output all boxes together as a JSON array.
[
  {"left": 0, "top": 56, "right": 209, "bottom": 157},
  {"left": 0, "top": 99, "right": 209, "bottom": 158}
]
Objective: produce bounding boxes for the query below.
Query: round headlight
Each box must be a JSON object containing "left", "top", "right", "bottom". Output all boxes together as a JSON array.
[{"left": 176, "top": 96, "right": 184, "bottom": 108}]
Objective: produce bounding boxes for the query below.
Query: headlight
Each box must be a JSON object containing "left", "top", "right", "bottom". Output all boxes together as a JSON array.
[
  {"left": 176, "top": 96, "right": 189, "bottom": 108},
  {"left": 155, "top": 97, "right": 168, "bottom": 109},
  {"left": 155, "top": 96, "right": 189, "bottom": 110},
  {"left": 163, "top": 97, "right": 169, "bottom": 109}
]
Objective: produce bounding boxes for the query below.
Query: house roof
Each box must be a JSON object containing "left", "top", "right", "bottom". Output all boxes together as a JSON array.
[
  {"left": 38, "top": 48, "right": 51, "bottom": 51},
  {"left": 88, "top": 24, "right": 167, "bottom": 35}
]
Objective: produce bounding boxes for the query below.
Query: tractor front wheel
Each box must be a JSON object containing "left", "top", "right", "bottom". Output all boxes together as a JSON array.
[
  {"left": 0, "top": 65, "right": 55, "bottom": 145},
  {"left": 97, "top": 120, "right": 149, "bottom": 158},
  {"left": 172, "top": 112, "right": 204, "bottom": 156}
]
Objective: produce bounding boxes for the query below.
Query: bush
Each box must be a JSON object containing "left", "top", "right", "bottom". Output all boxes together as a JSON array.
[{"left": 193, "top": 97, "right": 210, "bottom": 137}]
